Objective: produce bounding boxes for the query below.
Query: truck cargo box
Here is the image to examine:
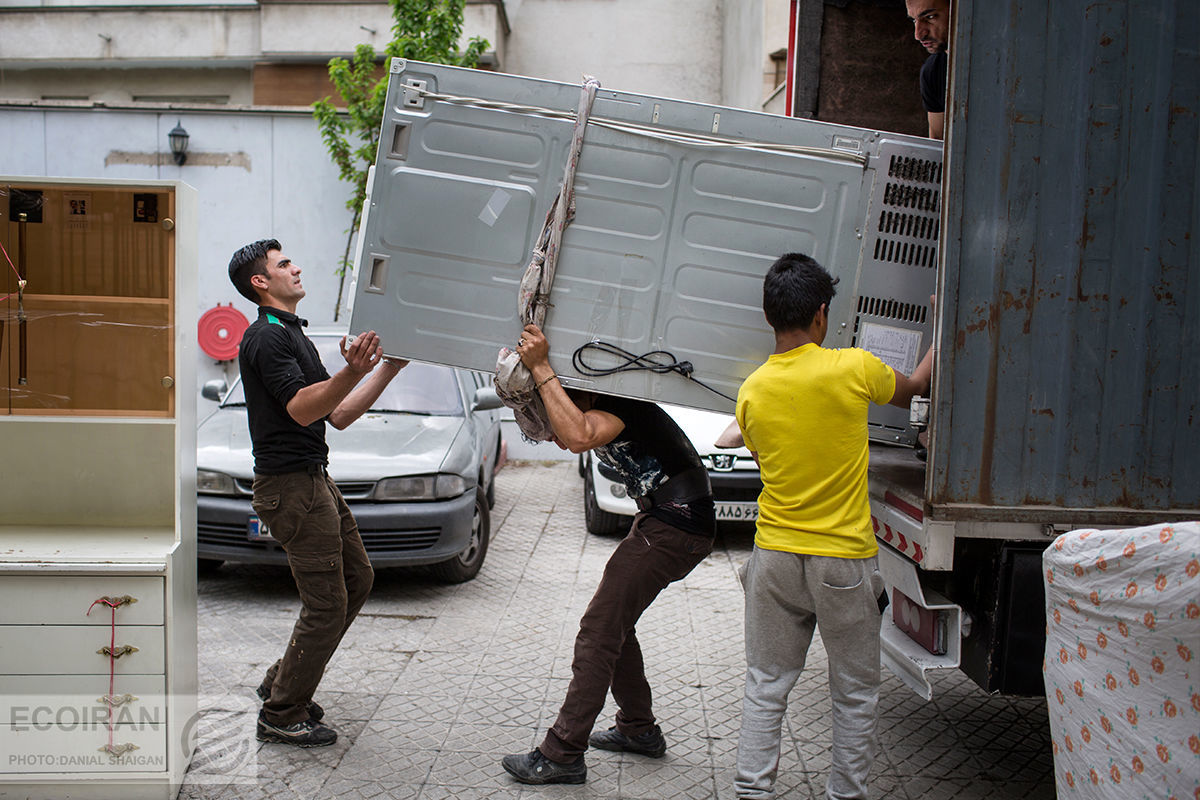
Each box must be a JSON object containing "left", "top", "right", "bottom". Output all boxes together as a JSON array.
[
  {"left": 929, "top": 0, "right": 1200, "bottom": 518},
  {"left": 349, "top": 59, "right": 940, "bottom": 444}
]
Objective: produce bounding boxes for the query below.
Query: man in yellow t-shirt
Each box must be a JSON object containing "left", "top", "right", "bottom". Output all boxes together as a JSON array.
[{"left": 733, "top": 253, "right": 931, "bottom": 800}]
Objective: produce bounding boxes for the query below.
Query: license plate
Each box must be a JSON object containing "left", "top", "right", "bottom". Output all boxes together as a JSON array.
[
  {"left": 248, "top": 516, "right": 275, "bottom": 542},
  {"left": 715, "top": 502, "right": 758, "bottom": 522}
]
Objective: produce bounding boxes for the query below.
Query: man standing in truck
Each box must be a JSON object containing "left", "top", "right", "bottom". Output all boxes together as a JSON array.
[
  {"left": 906, "top": 0, "right": 951, "bottom": 139},
  {"left": 733, "top": 253, "right": 931, "bottom": 799}
]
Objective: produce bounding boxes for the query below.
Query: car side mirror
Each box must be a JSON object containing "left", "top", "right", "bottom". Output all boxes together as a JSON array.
[
  {"left": 201, "top": 378, "right": 228, "bottom": 402},
  {"left": 471, "top": 386, "right": 504, "bottom": 412}
]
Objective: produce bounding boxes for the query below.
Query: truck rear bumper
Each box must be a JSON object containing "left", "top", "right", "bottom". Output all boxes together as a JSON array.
[{"left": 876, "top": 542, "right": 963, "bottom": 700}]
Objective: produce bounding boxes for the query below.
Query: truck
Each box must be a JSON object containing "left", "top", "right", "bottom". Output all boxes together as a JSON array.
[
  {"left": 349, "top": 0, "right": 1197, "bottom": 700},
  {"left": 857, "top": 0, "right": 1199, "bottom": 698}
]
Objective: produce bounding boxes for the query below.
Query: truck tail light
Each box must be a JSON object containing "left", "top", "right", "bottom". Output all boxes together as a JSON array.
[{"left": 892, "top": 588, "right": 948, "bottom": 655}]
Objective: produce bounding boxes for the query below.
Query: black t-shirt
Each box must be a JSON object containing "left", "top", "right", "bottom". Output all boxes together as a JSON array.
[
  {"left": 591, "top": 395, "right": 715, "bottom": 536},
  {"left": 238, "top": 307, "right": 331, "bottom": 474},
  {"left": 920, "top": 51, "right": 948, "bottom": 113}
]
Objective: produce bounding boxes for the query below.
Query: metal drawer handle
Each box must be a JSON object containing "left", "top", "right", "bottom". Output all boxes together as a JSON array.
[
  {"left": 98, "top": 645, "right": 139, "bottom": 659},
  {"left": 98, "top": 693, "right": 140, "bottom": 707},
  {"left": 94, "top": 595, "right": 139, "bottom": 609},
  {"left": 99, "top": 743, "right": 140, "bottom": 758}
]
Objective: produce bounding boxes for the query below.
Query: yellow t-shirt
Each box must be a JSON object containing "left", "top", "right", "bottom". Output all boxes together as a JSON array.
[{"left": 736, "top": 343, "right": 895, "bottom": 558}]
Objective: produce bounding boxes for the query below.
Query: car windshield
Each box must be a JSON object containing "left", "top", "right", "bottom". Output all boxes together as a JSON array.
[{"left": 222, "top": 336, "right": 464, "bottom": 416}]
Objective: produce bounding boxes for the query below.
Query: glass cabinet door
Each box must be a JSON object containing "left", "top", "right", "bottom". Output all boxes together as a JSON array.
[{"left": 1, "top": 184, "right": 175, "bottom": 417}]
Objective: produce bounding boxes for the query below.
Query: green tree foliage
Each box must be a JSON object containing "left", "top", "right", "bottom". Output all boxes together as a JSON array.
[{"left": 314, "top": 0, "right": 489, "bottom": 318}]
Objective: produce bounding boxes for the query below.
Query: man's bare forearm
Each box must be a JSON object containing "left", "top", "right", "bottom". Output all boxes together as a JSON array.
[{"left": 328, "top": 360, "right": 404, "bottom": 429}]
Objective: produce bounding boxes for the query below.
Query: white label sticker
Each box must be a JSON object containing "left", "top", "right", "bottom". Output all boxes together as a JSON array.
[
  {"left": 858, "top": 321, "right": 922, "bottom": 375},
  {"left": 478, "top": 188, "right": 512, "bottom": 227}
]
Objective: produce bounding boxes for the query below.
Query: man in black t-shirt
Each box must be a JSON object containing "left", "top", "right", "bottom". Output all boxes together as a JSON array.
[
  {"left": 228, "top": 238, "right": 406, "bottom": 748},
  {"left": 500, "top": 323, "right": 715, "bottom": 786},
  {"left": 906, "top": 0, "right": 951, "bottom": 139}
]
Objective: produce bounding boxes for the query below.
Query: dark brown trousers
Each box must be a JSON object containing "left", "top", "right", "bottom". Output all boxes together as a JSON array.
[{"left": 539, "top": 513, "right": 712, "bottom": 762}]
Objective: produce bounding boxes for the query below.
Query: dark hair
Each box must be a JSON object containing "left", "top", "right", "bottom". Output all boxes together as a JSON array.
[
  {"left": 228, "top": 238, "right": 281, "bottom": 304},
  {"left": 762, "top": 252, "right": 838, "bottom": 332}
]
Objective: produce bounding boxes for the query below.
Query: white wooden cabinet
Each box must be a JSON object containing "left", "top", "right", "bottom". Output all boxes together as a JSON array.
[{"left": 0, "top": 178, "right": 198, "bottom": 800}]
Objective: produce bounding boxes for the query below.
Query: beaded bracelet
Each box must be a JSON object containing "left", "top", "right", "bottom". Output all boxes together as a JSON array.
[{"left": 534, "top": 373, "right": 558, "bottom": 390}]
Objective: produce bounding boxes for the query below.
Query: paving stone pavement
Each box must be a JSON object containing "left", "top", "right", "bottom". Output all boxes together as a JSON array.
[{"left": 181, "top": 460, "right": 1057, "bottom": 799}]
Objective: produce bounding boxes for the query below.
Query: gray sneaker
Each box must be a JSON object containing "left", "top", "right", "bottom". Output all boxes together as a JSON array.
[
  {"left": 501, "top": 748, "right": 587, "bottom": 785},
  {"left": 255, "top": 685, "right": 325, "bottom": 722},
  {"left": 588, "top": 725, "right": 667, "bottom": 758},
  {"left": 255, "top": 710, "right": 337, "bottom": 747}
]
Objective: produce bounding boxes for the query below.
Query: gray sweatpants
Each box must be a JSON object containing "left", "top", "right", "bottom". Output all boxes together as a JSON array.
[{"left": 735, "top": 546, "right": 884, "bottom": 800}]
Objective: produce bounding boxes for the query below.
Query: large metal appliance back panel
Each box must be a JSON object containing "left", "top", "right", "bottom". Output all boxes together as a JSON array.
[{"left": 350, "top": 59, "right": 940, "bottom": 442}]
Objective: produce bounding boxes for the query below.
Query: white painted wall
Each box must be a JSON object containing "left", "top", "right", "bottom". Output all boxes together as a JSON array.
[
  {"left": 2, "top": 105, "right": 353, "bottom": 409},
  {"left": 504, "top": 0, "right": 723, "bottom": 104}
]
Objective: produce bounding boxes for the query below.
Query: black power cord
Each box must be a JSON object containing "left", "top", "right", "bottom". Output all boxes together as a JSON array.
[{"left": 571, "top": 341, "right": 737, "bottom": 404}]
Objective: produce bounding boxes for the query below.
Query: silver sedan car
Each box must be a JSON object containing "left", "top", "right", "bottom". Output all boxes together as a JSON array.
[{"left": 196, "top": 331, "right": 505, "bottom": 582}]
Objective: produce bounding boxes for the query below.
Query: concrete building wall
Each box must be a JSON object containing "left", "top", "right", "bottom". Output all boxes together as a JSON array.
[
  {"left": 0, "top": 2, "right": 506, "bottom": 104},
  {"left": 4, "top": 68, "right": 255, "bottom": 106},
  {"left": 721, "top": 0, "right": 764, "bottom": 111},
  {"left": 0, "top": 7, "right": 262, "bottom": 63},
  {"left": 504, "top": 0, "right": 723, "bottom": 104},
  {"left": 719, "top": 0, "right": 790, "bottom": 115}
]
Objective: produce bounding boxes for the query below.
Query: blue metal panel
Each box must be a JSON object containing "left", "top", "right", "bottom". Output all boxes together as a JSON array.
[{"left": 933, "top": 0, "right": 1200, "bottom": 516}]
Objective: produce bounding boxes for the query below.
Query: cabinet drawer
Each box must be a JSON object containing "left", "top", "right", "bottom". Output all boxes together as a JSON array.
[
  {"left": 2, "top": 675, "right": 166, "bottom": 725},
  {"left": 0, "top": 626, "right": 164, "bottom": 675},
  {"left": 0, "top": 723, "right": 166, "bottom": 774},
  {"left": 0, "top": 576, "right": 163, "bottom": 625}
]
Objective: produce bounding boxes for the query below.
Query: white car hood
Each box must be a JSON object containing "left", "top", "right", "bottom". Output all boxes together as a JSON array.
[
  {"left": 660, "top": 403, "right": 753, "bottom": 460},
  {"left": 197, "top": 407, "right": 464, "bottom": 481}
]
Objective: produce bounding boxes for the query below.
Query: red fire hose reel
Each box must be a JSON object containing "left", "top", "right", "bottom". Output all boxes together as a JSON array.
[{"left": 197, "top": 304, "right": 249, "bottom": 361}]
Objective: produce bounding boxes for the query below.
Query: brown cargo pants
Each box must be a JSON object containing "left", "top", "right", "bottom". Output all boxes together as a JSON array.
[{"left": 251, "top": 468, "right": 374, "bottom": 726}]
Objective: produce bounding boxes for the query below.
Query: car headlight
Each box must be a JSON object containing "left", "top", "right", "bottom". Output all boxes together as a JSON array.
[
  {"left": 197, "top": 470, "right": 237, "bottom": 495},
  {"left": 373, "top": 474, "right": 468, "bottom": 501}
]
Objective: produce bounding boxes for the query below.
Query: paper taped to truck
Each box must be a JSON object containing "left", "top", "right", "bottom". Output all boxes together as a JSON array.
[{"left": 349, "top": 59, "right": 940, "bottom": 442}]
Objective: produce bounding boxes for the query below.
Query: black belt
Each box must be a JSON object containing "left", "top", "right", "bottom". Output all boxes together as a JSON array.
[{"left": 634, "top": 466, "right": 712, "bottom": 512}]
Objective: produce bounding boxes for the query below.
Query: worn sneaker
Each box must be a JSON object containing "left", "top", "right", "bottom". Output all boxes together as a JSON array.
[
  {"left": 588, "top": 725, "right": 667, "bottom": 758},
  {"left": 255, "top": 685, "right": 325, "bottom": 722},
  {"left": 501, "top": 748, "right": 587, "bottom": 785},
  {"left": 255, "top": 710, "right": 337, "bottom": 747}
]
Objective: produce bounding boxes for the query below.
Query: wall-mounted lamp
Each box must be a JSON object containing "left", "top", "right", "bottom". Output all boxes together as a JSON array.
[{"left": 168, "top": 120, "right": 189, "bottom": 166}]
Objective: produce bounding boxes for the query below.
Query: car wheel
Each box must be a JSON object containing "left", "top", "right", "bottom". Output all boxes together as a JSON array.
[
  {"left": 584, "top": 460, "right": 630, "bottom": 536},
  {"left": 198, "top": 558, "right": 224, "bottom": 574},
  {"left": 577, "top": 452, "right": 587, "bottom": 477},
  {"left": 431, "top": 487, "right": 490, "bottom": 583}
]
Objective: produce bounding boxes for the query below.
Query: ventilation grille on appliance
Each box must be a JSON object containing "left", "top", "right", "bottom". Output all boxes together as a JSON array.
[
  {"left": 872, "top": 235, "right": 938, "bottom": 268},
  {"left": 854, "top": 295, "right": 928, "bottom": 326},
  {"left": 887, "top": 153, "right": 942, "bottom": 184},
  {"left": 871, "top": 172, "right": 940, "bottom": 268}
]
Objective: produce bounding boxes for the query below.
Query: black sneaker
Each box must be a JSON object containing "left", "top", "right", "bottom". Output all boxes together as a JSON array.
[
  {"left": 589, "top": 725, "right": 667, "bottom": 758},
  {"left": 255, "top": 685, "right": 325, "bottom": 722},
  {"left": 501, "top": 748, "right": 587, "bottom": 785},
  {"left": 255, "top": 710, "right": 337, "bottom": 747}
]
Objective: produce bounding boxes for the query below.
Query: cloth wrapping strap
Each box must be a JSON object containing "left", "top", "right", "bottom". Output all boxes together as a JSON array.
[{"left": 494, "top": 75, "right": 601, "bottom": 442}]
